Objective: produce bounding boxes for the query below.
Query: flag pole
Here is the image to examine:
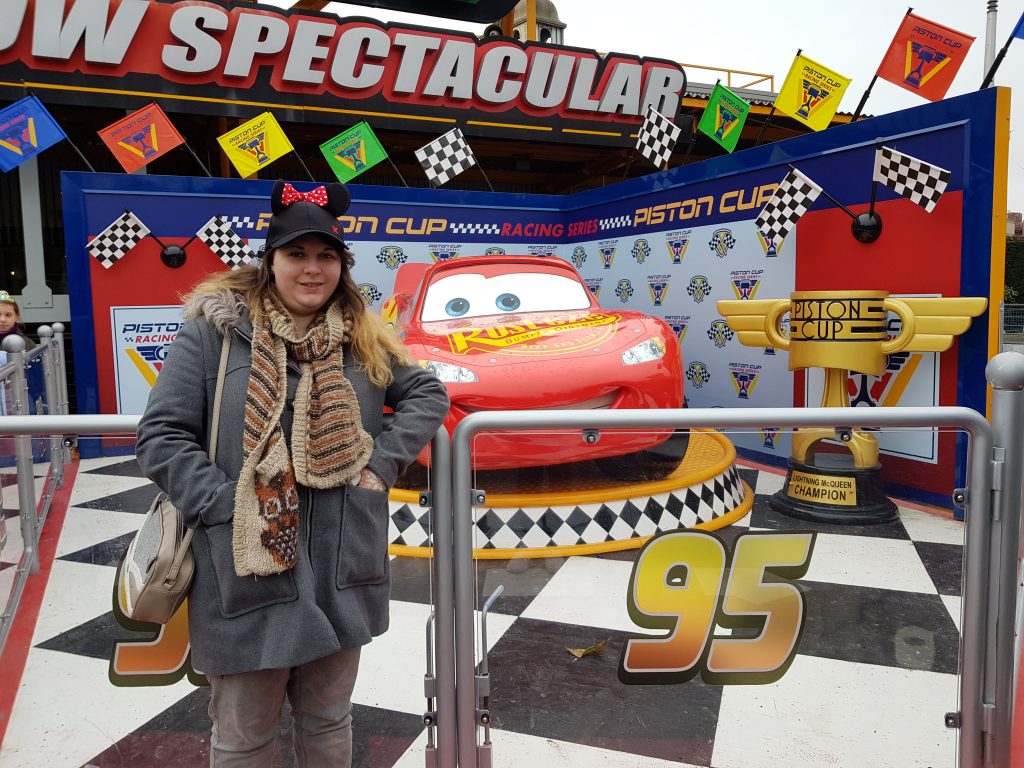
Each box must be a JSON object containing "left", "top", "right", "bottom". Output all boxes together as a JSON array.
[
  {"left": 850, "top": 75, "right": 877, "bottom": 122},
  {"left": 296, "top": 153, "right": 317, "bottom": 182},
  {"left": 66, "top": 136, "right": 96, "bottom": 173},
  {"left": 757, "top": 50, "right": 799, "bottom": 147},
  {"left": 787, "top": 163, "right": 856, "bottom": 221},
  {"left": 980, "top": 27, "right": 1018, "bottom": 89},
  {"left": 621, "top": 149, "right": 635, "bottom": 180},
  {"left": 476, "top": 162, "right": 495, "bottom": 193},
  {"left": 754, "top": 105, "right": 776, "bottom": 147},
  {"left": 853, "top": 8, "right": 913, "bottom": 121},
  {"left": 22, "top": 86, "right": 95, "bottom": 171},
  {"left": 679, "top": 138, "right": 696, "bottom": 166},
  {"left": 386, "top": 156, "right": 409, "bottom": 187},
  {"left": 183, "top": 142, "right": 212, "bottom": 177}
]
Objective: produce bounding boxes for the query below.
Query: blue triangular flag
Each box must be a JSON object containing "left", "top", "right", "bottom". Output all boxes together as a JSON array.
[{"left": 0, "top": 95, "right": 67, "bottom": 173}]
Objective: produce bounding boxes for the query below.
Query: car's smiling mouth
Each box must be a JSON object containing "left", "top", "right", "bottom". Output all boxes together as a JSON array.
[{"left": 460, "top": 390, "right": 619, "bottom": 412}]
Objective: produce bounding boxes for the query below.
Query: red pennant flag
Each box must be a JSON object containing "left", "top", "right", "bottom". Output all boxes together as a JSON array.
[
  {"left": 876, "top": 13, "right": 975, "bottom": 102},
  {"left": 98, "top": 103, "right": 185, "bottom": 173}
]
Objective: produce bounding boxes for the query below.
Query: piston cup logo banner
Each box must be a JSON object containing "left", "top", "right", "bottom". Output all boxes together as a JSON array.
[
  {"left": 428, "top": 244, "right": 462, "bottom": 263},
  {"left": 111, "top": 306, "right": 185, "bottom": 414},
  {"left": 730, "top": 269, "right": 763, "bottom": 300},
  {"left": 598, "top": 240, "right": 618, "bottom": 269},
  {"left": 527, "top": 244, "right": 559, "bottom": 258},
  {"left": 665, "top": 230, "right": 692, "bottom": 265}
]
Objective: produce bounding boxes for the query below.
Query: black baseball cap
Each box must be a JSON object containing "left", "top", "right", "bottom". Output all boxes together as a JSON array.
[{"left": 265, "top": 180, "right": 351, "bottom": 253}]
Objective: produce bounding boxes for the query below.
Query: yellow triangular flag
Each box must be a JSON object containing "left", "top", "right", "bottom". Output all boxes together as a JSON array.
[
  {"left": 775, "top": 54, "right": 851, "bottom": 132},
  {"left": 217, "top": 112, "right": 294, "bottom": 178}
]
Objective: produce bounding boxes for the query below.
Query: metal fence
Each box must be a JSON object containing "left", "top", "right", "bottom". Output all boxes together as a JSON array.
[
  {"left": 1001, "top": 303, "right": 1024, "bottom": 346},
  {"left": 0, "top": 352, "right": 1023, "bottom": 767},
  {"left": 0, "top": 324, "right": 71, "bottom": 655}
]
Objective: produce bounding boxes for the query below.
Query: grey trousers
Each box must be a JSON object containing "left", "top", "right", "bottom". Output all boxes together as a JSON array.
[{"left": 207, "top": 647, "right": 361, "bottom": 767}]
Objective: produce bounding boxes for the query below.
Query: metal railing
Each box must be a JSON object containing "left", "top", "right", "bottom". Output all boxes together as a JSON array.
[
  {"left": 1, "top": 353, "right": 1023, "bottom": 767},
  {"left": 1000, "top": 302, "right": 1024, "bottom": 347},
  {"left": 0, "top": 324, "right": 71, "bottom": 656},
  {"left": 448, "top": 353, "right": 1024, "bottom": 768}
]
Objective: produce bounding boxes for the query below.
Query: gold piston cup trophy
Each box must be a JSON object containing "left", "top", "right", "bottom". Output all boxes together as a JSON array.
[{"left": 718, "top": 291, "right": 986, "bottom": 524}]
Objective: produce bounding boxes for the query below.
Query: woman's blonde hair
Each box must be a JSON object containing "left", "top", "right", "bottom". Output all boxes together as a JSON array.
[{"left": 185, "top": 243, "right": 411, "bottom": 387}]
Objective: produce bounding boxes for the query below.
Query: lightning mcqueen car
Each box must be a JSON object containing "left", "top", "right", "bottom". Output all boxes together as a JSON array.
[{"left": 382, "top": 255, "right": 687, "bottom": 476}]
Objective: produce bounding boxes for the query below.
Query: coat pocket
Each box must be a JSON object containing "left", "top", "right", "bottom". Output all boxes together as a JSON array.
[
  {"left": 203, "top": 522, "right": 298, "bottom": 618},
  {"left": 336, "top": 484, "right": 390, "bottom": 589}
]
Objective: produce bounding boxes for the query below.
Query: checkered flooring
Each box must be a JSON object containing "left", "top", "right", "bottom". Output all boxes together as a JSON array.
[{"left": 0, "top": 456, "right": 969, "bottom": 767}]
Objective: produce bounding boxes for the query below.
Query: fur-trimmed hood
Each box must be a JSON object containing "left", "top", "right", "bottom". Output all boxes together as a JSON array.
[{"left": 182, "top": 289, "right": 250, "bottom": 338}]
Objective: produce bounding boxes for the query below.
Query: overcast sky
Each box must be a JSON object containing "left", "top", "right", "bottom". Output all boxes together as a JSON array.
[{"left": 261, "top": 0, "right": 1024, "bottom": 212}]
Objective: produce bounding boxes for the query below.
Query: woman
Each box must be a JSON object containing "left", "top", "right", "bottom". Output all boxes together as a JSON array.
[{"left": 136, "top": 180, "right": 449, "bottom": 767}]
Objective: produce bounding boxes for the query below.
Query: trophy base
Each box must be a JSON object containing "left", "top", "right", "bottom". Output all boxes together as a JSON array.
[{"left": 770, "top": 455, "right": 898, "bottom": 525}]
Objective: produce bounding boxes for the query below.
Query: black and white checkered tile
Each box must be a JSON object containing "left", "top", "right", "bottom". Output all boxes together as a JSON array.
[
  {"left": 197, "top": 216, "right": 256, "bottom": 270},
  {"left": 599, "top": 214, "right": 633, "bottom": 231},
  {"left": 635, "top": 106, "right": 682, "bottom": 168},
  {"left": 448, "top": 222, "right": 502, "bottom": 236},
  {"left": 389, "top": 465, "right": 746, "bottom": 550},
  {"left": 87, "top": 212, "right": 150, "bottom": 270},
  {"left": 1, "top": 458, "right": 970, "bottom": 768},
  {"left": 415, "top": 127, "right": 477, "bottom": 188},
  {"left": 873, "top": 145, "right": 950, "bottom": 213}
]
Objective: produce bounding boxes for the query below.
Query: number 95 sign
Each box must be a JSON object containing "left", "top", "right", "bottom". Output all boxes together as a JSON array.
[{"left": 618, "top": 530, "right": 817, "bottom": 686}]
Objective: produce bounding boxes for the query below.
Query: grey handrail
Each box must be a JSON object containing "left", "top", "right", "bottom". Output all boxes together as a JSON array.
[{"left": 450, "top": 405, "right": 995, "bottom": 768}]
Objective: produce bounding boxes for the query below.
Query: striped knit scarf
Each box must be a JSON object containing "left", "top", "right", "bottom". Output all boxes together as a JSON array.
[{"left": 232, "top": 296, "right": 374, "bottom": 577}]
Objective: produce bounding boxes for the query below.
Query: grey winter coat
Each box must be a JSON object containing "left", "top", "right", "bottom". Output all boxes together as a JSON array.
[{"left": 135, "top": 292, "right": 449, "bottom": 676}]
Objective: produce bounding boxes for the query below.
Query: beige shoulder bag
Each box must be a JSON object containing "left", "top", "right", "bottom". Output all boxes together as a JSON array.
[{"left": 118, "top": 334, "right": 231, "bottom": 624}]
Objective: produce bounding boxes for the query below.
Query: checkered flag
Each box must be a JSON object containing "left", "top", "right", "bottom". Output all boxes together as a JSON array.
[
  {"left": 197, "top": 216, "right": 256, "bottom": 270},
  {"left": 415, "top": 127, "right": 477, "bottom": 187},
  {"left": 635, "top": 106, "right": 681, "bottom": 168},
  {"left": 873, "top": 146, "right": 949, "bottom": 213},
  {"left": 88, "top": 211, "right": 150, "bottom": 269},
  {"left": 755, "top": 167, "right": 823, "bottom": 247}
]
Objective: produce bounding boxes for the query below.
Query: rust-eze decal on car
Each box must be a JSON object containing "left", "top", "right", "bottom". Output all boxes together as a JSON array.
[{"left": 447, "top": 313, "right": 621, "bottom": 356}]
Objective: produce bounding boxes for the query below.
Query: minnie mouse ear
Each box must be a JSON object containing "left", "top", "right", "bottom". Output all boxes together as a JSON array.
[
  {"left": 270, "top": 180, "right": 289, "bottom": 215},
  {"left": 324, "top": 183, "right": 351, "bottom": 217},
  {"left": 270, "top": 180, "right": 351, "bottom": 216}
]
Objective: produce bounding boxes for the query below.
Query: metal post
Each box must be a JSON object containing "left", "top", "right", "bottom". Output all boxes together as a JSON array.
[
  {"left": 51, "top": 322, "right": 71, "bottom": 463},
  {"left": 984, "top": 352, "right": 1024, "bottom": 767},
  {"left": 36, "top": 326, "right": 63, "bottom": 488},
  {"left": 453, "top": 425, "right": 478, "bottom": 768},
  {"left": 985, "top": 0, "right": 999, "bottom": 73},
  {"left": 429, "top": 427, "right": 457, "bottom": 768},
  {"left": 3, "top": 335, "right": 39, "bottom": 573}
]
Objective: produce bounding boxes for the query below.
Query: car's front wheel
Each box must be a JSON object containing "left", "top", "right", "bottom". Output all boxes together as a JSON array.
[{"left": 594, "top": 429, "right": 691, "bottom": 483}]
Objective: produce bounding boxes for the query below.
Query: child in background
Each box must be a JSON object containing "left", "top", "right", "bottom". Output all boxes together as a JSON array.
[
  {"left": 0, "top": 292, "right": 35, "bottom": 351},
  {"left": 0, "top": 291, "right": 34, "bottom": 416}
]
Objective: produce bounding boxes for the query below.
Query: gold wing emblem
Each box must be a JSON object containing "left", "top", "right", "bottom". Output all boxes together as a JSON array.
[
  {"left": 716, "top": 299, "right": 782, "bottom": 348},
  {"left": 897, "top": 297, "right": 988, "bottom": 352}
]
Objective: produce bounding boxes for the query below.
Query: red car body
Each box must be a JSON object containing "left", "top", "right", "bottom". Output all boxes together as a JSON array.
[{"left": 381, "top": 256, "right": 684, "bottom": 469}]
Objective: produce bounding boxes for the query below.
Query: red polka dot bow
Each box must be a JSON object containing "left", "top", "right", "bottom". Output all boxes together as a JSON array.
[{"left": 280, "top": 183, "right": 328, "bottom": 207}]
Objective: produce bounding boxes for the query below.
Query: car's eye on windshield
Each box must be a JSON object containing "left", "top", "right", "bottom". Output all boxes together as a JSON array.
[
  {"left": 445, "top": 297, "right": 471, "bottom": 317},
  {"left": 421, "top": 271, "right": 591, "bottom": 322}
]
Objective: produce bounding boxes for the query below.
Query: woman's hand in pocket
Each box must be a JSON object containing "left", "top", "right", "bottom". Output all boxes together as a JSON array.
[{"left": 356, "top": 468, "right": 387, "bottom": 491}]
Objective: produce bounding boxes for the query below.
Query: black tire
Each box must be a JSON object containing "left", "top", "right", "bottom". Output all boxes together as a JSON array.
[{"left": 594, "top": 429, "right": 691, "bottom": 482}]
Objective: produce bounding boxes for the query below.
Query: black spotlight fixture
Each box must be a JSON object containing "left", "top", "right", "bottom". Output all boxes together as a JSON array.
[
  {"left": 150, "top": 233, "right": 198, "bottom": 269},
  {"left": 851, "top": 211, "right": 883, "bottom": 244}
]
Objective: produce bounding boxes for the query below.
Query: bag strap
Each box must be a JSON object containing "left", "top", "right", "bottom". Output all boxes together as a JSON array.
[
  {"left": 208, "top": 333, "right": 231, "bottom": 461},
  {"left": 168, "top": 334, "right": 231, "bottom": 581}
]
